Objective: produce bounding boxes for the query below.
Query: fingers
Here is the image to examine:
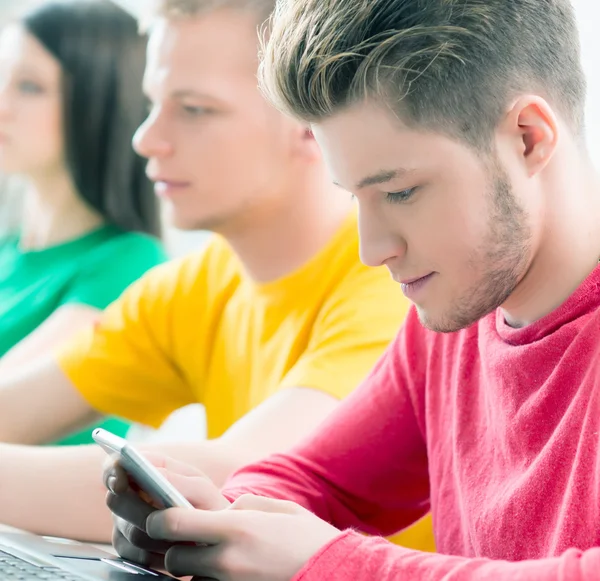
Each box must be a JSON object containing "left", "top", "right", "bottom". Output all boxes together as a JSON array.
[
  {"left": 154, "top": 468, "right": 230, "bottom": 511},
  {"left": 147, "top": 508, "right": 237, "bottom": 544},
  {"left": 103, "top": 457, "right": 129, "bottom": 495},
  {"left": 112, "top": 521, "right": 165, "bottom": 570},
  {"left": 147, "top": 454, "right": 208, "bottom": 478},
  {"left": 230, "top": 494, "right": 304, "bottom": 515},
  {"left": 106, "top": 489, "right": 155, "bottom": 530},
  {"left": 146, "top": 496, "right": 304, "bottom": 544},
  {"left": 103, "top": 451, "right": 227, "bottom": 511},
  {"left": 113, "top": 514, "right": 172, "bottom": 554},
  {"left": 165, "top": 545, "right": 222, "bottom": 579},
  {"left": 102, "top": 451, "right": 204, "bottom": 493}
]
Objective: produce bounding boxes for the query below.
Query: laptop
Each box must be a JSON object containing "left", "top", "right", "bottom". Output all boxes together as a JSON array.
[{"left": 0, "top": 530, "right": 173, "bottom": 580}]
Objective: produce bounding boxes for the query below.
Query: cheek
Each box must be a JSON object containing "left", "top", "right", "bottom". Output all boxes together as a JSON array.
[
  {"left": 184, "top": 120, "right": 246, "bottom": 166},
  {"left": 0, "top": 103, "right": 62, "bottom": 173},
  {"left": 409, "top": 183, "right": 491, "bottom": 265},
  {"left": 196, "top": 121, "right": 282, "bottom": 184},
  {"left": 25, "top": 99, "right": 63, "bottom": 160}
]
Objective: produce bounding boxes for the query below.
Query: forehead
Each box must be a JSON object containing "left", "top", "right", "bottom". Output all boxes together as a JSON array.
[
  {"left": 145, "top": 10, "right": 260, "bottom": 96},
  {"left": 0, "top": 25, "right": 59, "bottom": 76},
  {"left": 312, "top": 101, "right": 480, "bottom": 190}
]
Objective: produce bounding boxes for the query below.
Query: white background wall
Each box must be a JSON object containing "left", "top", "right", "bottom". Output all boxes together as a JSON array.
[{"left": 573, "top": 0, "right": 600, "bottom": 165}]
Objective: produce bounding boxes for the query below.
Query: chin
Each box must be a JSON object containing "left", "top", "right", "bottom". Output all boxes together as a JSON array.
[
  {"left": 164, "top": 201, "right": 240, "bottom": 234},
  {"left": 163, "top": 207, "right": 207, "bottom": 232},
  {"left": 168, "top": 214, "right": 227, "bottom": 233},
  {"left": 416, "top": 306, "right": 473, "bottom": 334},
  {"left": 170, "top": 218, "right": 204, "bottom": 232}
]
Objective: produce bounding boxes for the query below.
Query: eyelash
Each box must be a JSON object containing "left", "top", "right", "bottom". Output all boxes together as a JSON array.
[
  {"left": 386, "top": 187, "right": 418, "bottom": 204},
  {"left": 182, "top": 105, "right": 208, "bottom": 116},
  {"left": 144, "top": 103, "right": 209, "bottom": 117}
]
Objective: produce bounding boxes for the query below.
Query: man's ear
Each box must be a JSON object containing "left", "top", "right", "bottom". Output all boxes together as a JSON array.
[
  {"left": 291, "top": 124, "right": 321, "bottom": 163},
  {"left": 499, "top": 96, "right": 559, "bottom": 177}
]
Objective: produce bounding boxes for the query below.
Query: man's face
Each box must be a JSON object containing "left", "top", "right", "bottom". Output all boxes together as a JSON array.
[
  {"left": 134, "top": 10, "right": 299, "bottom": 231},
  {"left": 313, "top": 102, "right": 535, "bottom": 332}
]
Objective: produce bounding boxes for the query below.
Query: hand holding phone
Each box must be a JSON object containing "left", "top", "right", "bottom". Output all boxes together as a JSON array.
[{"left": 93, "top": 428, "right": 193, "bottom": 509}]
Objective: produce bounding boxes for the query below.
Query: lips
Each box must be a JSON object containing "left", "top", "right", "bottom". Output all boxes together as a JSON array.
[
  {"left": 400, "top": 274, "right": 431, "bottom": 285},
  {"left": 391, "top": 271, "right": 434, "bottom": 285},
  {"left": 152, "top": 179, "right": 191, "bottom": 199},
  {"left": 150, "top": 176, "right": 190, "bottom": 187},
  {"left": 396, "top": 272, "right": 436, "bottom": 300}
]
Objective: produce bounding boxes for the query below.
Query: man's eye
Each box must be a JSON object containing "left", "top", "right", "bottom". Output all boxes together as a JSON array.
[
  {"left": 386, "top": 187, "right": 418, "bottom": 203},
  {"left": 182, "top": 105, "right": 208, "bottom": 116}
]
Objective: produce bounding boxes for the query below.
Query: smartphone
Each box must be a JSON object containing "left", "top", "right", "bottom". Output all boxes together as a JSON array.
[{"left": 93, "top": 428, "right": 193, "bottom": 509}]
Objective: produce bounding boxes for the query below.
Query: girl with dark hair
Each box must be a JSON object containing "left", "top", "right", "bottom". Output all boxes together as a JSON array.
[{"left": 0, "top": 0, "right": 167, "bottom": 444}]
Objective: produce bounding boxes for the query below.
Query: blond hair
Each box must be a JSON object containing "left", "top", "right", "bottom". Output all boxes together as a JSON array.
[{"left": 260, "top": 0, "right": 586, "bottom": 147}]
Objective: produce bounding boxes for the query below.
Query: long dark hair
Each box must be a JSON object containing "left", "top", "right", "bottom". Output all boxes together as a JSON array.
[{"left": 23, "top": 0, "right": 160, "bottom": 236}]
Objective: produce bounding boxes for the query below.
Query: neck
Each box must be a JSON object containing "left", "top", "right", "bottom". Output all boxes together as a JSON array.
[
  {"left": 219, "top": 168, "right": 353, "bottom": 283},
  {"left": 20, "top": 167, "right": 105, "bottom": 250},
  {"left": 502, "top": 151, "right": 600, "bottom": 327}
]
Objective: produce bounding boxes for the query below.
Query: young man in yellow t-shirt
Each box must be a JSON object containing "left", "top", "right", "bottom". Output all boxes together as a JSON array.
[{"left": 0, "top": 0, "right": 433, "bottom": 551}]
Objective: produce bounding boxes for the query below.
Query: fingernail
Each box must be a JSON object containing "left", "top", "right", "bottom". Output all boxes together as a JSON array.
[
  {"left": 145, "top": 512, "right": 158, "bottom": 538},
  {"left": 107, "top": 475, "right": 117, "bottom": 493}
]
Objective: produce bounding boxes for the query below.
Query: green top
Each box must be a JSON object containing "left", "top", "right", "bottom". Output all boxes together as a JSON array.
[{"left": 0, "top": 224, "right": 167, "bottom": 445}]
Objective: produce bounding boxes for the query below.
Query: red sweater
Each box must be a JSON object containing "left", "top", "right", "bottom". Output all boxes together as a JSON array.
[{"left": 222, "top": 265, "right": 600, "bottom": 580}]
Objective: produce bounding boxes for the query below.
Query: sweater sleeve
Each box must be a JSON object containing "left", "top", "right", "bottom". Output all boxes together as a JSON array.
[
  {"left": 296, "top": 531, "right": 600, "bottom": 581},
  {"left": 223, "top": 312, "right": 431, "bottom": 537}
]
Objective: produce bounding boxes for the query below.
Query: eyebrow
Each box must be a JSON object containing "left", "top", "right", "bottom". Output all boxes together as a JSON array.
[
  {"left": 13, "top": 66, "right": 43, "bottom": 79},
  {"left": 142, "top": 86, "right": 215, "bottom": 101},
  {"left": 355, "top": 168, "right": 410, "bottom": 190},
  {"left": 171, "top": 89, "right": 210, "bottom": 100}
]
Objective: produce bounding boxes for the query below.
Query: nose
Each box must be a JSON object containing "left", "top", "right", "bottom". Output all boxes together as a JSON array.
[
  {"left": 133, "top": 110, "right": 173, "bottom": 160},
  {"left": 357, "top": 204, "right": 406, "bottom": 268}
]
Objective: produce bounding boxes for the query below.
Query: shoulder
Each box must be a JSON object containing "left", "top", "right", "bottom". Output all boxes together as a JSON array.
[
  {"left": 74, "top": 230, "right": 167, "bottom": 295},
  {"left": 0, "top": 235, "right": 18, "bottom": 253},
  {"left": 123, "top": 234, "right": 242, "bottom": 306},
  {"left": 87, "top": 230, "right": 167, "bottom": 266}
]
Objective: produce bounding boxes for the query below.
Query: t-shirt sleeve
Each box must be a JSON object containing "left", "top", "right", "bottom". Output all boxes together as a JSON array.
[
  {"left": 55, "top": 259, "right": 197, "bottom": 428},
  {"left": 59, "top": 234, "right": 167, "bottom": 310},
  {"left": 294, "top": 531, "right": 600, "bottom": 581},
  {"left": 223, "top": 311, "right": 431, "bottom": 536},
  {"left": 279, "top": 262, "right": 410, "bottom": 400}
]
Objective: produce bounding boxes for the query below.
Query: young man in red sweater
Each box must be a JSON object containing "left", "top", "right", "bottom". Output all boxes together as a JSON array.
[{"left": 105, "top": 0, "right": 600, "bottom": 579}]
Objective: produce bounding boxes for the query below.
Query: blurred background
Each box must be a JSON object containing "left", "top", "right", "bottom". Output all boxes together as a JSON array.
[
  {"left": 0, "top": 0, "right": 598, "bottom": 442},
  {"left": 1, "top": 0, "right": 599, "bottom": 247},
  {"left": 0, "top": 0, "right": 210, "bottom": 257}
]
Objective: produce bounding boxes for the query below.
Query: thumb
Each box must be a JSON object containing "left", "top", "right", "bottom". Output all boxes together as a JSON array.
[
  {"left": 144, "top": 453, "right": 207, "bottom": 478},
  {"left": 147, "top": 507, "right": 239, "bottom": 543}
]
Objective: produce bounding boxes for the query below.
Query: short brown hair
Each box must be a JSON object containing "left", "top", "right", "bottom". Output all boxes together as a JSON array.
[{"left": 260, "top": 0, "right": 586, "bottom": 147}]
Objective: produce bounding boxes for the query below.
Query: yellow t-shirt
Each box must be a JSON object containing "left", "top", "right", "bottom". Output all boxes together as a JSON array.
[{"left": 57, "top": 211, "right": 434, "bottom": 551}]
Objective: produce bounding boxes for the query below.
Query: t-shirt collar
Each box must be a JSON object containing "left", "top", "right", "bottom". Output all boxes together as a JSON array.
[{"left": 495, "top": 263, "right": 600, "bottom": 345}]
